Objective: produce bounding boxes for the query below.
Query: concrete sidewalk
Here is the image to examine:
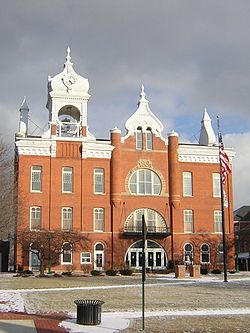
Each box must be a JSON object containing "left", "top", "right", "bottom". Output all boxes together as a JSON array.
[{"left": 0, "top": 320, "right": 37, "bottom": 333}]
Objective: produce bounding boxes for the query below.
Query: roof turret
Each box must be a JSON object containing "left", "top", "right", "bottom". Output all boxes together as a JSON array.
[{"left": 199, "top": 108, "right": 217, "bottom": 145}]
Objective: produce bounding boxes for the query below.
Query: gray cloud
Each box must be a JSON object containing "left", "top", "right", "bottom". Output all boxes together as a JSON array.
[{"left": 0, "top": 0, "right": 249, "bottom": 207}]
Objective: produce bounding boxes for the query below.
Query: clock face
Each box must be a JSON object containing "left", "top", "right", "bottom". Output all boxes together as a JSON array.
[{"left": 63, "top": 75, "right": 76, "bottom": 89}]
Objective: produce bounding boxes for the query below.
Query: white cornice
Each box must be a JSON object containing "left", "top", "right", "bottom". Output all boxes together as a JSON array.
[
  {"left": 15, "top": 139, "right": 52, "bottom": 156},
  {"left": 82, "top": 142, "right": 114, "bottom": 159},
  {"left": 178, "top": 144, "right": 235, "bottom": 163}
]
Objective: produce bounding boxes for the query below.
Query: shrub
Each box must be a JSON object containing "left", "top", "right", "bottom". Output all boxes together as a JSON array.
[
  {"left": 200, "top": 267, "right": 209, "bottom": 275},
  {"left": 91, "top": 270, "right": 102, "bottom": 276},
  {"left": 119, "top": 269, "right": 133, "bottom": 276},
  {"left": 105, "top": 269, "right": 118, "bottom": 276},
  {"left": 211, "top": 269, "right": 222, "bottom": 274}
]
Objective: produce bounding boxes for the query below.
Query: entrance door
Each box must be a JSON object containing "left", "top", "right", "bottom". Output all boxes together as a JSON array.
[
  {"left": 30, "top": 250, "right": 40, "bottom": 271},
  {"left": 94, "top": 243, "right": 104, "bottom": 271},
  {"left": 125, "top": 240, "right": 167, "bottom": 270}
]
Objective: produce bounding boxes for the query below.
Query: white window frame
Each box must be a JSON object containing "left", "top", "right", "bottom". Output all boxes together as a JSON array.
[
  {"left": 61, "top": 242, "right": 72, "bottom": 265},
  {"left": 62, "top": 207, "right": 73, "bottom": 231},
  {"left": 129, "top": 169, "right": 162, "bottom": 196},
  {"left": 31, "top": 166, "right": 42, "bottom": 192},
  {"left": 212, "top": 173, "right": 221, "bottom": 198},
  {"left": 124, "top": 208, "right": 167, "bottom": 233},
  {"left": 62, "top": 167, "right": 73, "bottom": 193},
  {"left": 146, "top": 128, "right": 153, "bottom": 150},
  {"left": 184, "top": 209, "right": 194, "bottom": 233},
  {"left": 94, "top": 168, "right": 104, "bottom": 194},
  {"left": 30, "top": 206, "right": 41, "bottom": 230},
  {"left": 81, "top": 252, "right": 91, "bottom": 264},
  {"left": 136, "top": 127, "right": 143, "bottom": 150},
  {"left": 184, "top": 243, "right": 193, "bottom": 264},
  {"left": 183, "top": 172, "right": 193, "bottom": 197},
  {"left": 200, "top": 243, "right": 210, "bottom": 264},
  {"left": 94, "top": 208, "right": 105, "bottom": 232},
  {"left": 214, "top": 210, "right": 222, "bottom": 233}
]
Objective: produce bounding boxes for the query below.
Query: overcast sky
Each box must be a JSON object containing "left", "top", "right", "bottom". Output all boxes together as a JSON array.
[{"left": 0, "top": 0, "right": 249, "bottom": 209}]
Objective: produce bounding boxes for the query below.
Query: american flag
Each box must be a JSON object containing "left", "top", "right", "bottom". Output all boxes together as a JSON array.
[{"left": 219, "top": 132, "right": 231, "bottom": 184}]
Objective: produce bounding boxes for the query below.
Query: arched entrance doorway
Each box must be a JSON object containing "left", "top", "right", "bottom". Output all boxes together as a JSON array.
[
  {"left": 125, "top": 240, "right": 167, "bottom": 270},
  {"left": 94, "top": 243, "right": 105, "bottom": 271}
]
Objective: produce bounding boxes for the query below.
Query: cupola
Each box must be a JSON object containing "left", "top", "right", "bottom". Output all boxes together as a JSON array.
[
  {"left": 199, "top": 109, "right": 217, "bottom": 146},
  {"left": 46, "top": 48, "right": 91, "bottom": 138}
]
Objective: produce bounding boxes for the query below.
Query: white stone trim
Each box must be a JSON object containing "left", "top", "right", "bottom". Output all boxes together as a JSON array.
[
  {"left": 82, "top": 142, "right": 114, "bottom": 159},
  {"left": 178, "top": 144, "right": 235, "bottom": 164},
  {"left": 15, "top": 139, "right": 52, "bottom": 156}
]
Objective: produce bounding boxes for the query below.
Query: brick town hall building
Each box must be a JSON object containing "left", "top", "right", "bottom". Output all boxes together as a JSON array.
[{"left": 15, "top": 49, "right": 235, "bottom": 273}]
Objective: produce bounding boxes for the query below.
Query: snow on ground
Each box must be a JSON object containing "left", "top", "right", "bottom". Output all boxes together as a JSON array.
[
  {"left": 60, "top": 308, "right": 250, "bottom": 333},
  {"left": 0, "top": 291, "right": 25, "bottom": 312}
]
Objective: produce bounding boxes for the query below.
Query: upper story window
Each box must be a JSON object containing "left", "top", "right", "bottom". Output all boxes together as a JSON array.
[
  {"left": 94, "top": 208, "right": 105, "bottom": 232},
  {"left": 184, "top": 209, "right": 194, "bottom": 233},
  {"left": 183, "top": 172, "right": 193, "bottom": 197},
  {"left": 31, "top": 166, "right": 42, "bottom": 192},
  {"left": 212, "top": 173, "right": 221, "bottom": 198},
  {"left": 214, "top": 210, "right": 222, "bottom": 233},
  {"left": 146, "top": 128, "right": 153, "bottom": 150},
  {"left": 62, "top": 167, "right": 73, "bottom": 193},
  {"left": 200, "top": 244, "right": 210, "bottom": 263},
  {"left": 30, "top": 206, "right": 41, "bottom": 230},
  {"left": 136, "top": 127, "right": 143, "bottom": 150},
  {"left": 62, "top": 207, "right": 73, "bottom": 231},
  {"left": 62, "top": 242, "right": 72, "bottom": 264},
  {"left": 94, "top": 168, "right": 104, "bottom": 194},
  {"left": 124, "top": 208, "right": 167, "bottom": 233},
  {"left": 129, "top": 169, "right": 161, "bottom": 195}
]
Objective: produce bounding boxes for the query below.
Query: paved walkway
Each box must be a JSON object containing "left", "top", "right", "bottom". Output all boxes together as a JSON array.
[{"left": 0, "top": 312, "right": 68, "bottom": 333}]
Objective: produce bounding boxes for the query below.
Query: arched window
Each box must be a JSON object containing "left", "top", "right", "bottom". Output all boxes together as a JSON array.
[
  {"left": 62, "top": 242, "right": 72, "bottom": 264},
  {"left": 146, "top": 128, "right": 153, "bottom": 150},
  {"left": 129, "top": 169, "right": 161, "bottom": 195},
  {"left": 136, "top": 127, "right": 143, "bottom": 150},
  {"left": 184, "top": 243, "right": 193, "bottom": 264},
  {"left": 124, "top": 208, "right": 167, "bottom": 233},
  {"left": 217, "top": 243, "right": 224, "bottom": 264},
  {"left": 200, "top": 244, "right": 210, "bottom": 263}
]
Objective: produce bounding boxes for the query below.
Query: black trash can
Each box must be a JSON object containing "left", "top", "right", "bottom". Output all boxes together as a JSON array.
[{"left": 74, "top": 299, "right": 104, "bottom": 325}]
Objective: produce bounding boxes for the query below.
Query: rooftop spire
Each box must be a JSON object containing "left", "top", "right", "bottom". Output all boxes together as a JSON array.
[
  {"left": 199, "top": 108, "right": 217, "bottom": 146},
  {"left": 139, "top": 84, "right": 149, "bottom": 104},
  {"left": 64, "top": 47, "right": 73, "bottom": 69}
]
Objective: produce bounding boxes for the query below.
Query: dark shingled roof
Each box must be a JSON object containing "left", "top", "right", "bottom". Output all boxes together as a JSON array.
[{"left": 234, "top": 206, "right": 250, "bottom": 221}]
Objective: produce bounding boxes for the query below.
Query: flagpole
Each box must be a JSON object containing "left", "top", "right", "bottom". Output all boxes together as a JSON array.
[
  {"left": 142, "top": 214, "right": 146, "bottom": 331},
  {"left": 217, "top": 116, "right": 228, "bottom": 283}
]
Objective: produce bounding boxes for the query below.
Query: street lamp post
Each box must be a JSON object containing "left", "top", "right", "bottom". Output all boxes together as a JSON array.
[{"left": 235, "top": 234, "right": 239, "bottom": 273}]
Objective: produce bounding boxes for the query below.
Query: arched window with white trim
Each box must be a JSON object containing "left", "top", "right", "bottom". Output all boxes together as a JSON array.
[
  {"left": 184, "top": 243, "right": 193, "bottom": 264},
  {"left": 129, "top": 169, "right": 161, "bottom": 195},
  {"left": 200, "top": 243, "right": 210, "bottom": 263},
  {"left": 146, "top": 128, "right": 153, "bottom": 150},
  {"left": 61, "top": 242, "right": 72, "bottom": 264},
  {"left": 136, "top": 127, "right": 143, "bottom": 150}
]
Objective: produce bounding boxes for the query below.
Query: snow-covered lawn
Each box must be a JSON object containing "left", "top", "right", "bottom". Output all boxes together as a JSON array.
[{"left": 0, "top": 272, "right": 250, "bottom": 332}]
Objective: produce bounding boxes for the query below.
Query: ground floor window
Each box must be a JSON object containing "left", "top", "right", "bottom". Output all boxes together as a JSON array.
[
  {"left": 125, "top": 240, "right": 167, "bottom": 270},
  {"left": 81, "top": 252, "right": 91, "bottom": 264}
]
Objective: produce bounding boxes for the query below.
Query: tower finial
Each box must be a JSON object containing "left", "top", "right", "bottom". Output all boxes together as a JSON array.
[
  {"left": 66, "top": 47, "right": 71, "bottom": 63},
  {"left": 139, "top": 84, "right": 148, "bottom": 103}
]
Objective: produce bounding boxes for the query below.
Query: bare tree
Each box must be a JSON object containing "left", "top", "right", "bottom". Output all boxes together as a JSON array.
[
  {"left": 18, "top": 229, "right": 90, "bottom": 276},
  {"left": 0, "top": 137, "right": 15, "bottom": 237}
]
